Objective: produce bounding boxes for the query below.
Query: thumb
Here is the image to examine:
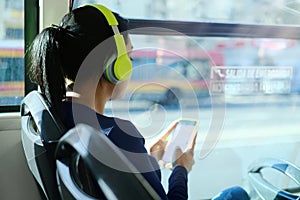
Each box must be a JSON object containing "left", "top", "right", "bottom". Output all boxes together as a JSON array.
[
  {"left": 172, "top": 147, "right": 183, "bottom": 168},
  {"left": 174, "top": 147, "right": 183, "bottom": 160}
]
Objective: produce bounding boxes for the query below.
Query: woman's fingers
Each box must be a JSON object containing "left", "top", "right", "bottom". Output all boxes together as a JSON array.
[
  {"left": 160, "top": 120, "right": 179, "bottom": 141},
  {"left": 172, "top": 147, "right": 195, "bottom": 172}
]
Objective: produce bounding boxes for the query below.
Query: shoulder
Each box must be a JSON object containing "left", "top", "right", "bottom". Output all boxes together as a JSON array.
[
  {"left": 100, "top": 116, "right": 146, "bottom": 153},
  {"left": 111, "top": 117, "right": 142, "bottom": 137},
  {"left": 109, "top": 117, "right": 145, "bottom": 142},
  {"left": 62, "top": 102, "right": 145, "bottom": 152}
]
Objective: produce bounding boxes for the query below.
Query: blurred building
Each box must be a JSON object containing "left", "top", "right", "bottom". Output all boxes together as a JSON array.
[{"left": 0, "top": 0, "right": 24, "bottom": 40}]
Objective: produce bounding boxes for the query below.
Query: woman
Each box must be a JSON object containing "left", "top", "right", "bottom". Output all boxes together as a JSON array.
[{"left": 29, "top": 4, "right": 249, "bottom": 200}]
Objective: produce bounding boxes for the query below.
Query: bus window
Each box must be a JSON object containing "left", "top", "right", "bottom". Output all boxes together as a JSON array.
[
  {"left": 0, "top": 0, "right": 24, "bottom": 106},
  {"left": 10, "top": 0, "right": 300, "bottom": 199},
  {"left": 104, "top": 35, "right": 300, "bottom": 199}
]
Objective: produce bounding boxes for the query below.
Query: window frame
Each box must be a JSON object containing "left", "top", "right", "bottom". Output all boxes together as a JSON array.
[
  {"left": 2, "top": 0, "right": 300, "bottom": 112},
  {"left": 128, "top": 19, "right": 300, "bottom": 39}
]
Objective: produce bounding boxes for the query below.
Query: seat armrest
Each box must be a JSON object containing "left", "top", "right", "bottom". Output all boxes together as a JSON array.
[{"left": 248, "top": 158, "right": 300, "bottom": 200}]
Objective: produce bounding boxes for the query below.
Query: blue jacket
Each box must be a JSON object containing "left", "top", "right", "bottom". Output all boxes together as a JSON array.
[{"left": 63, "top": 102, "right": 188, "bottom": 199}]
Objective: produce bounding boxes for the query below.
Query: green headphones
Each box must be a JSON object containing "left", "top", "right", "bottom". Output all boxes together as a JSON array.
[{"left": 88, "top": 4, "right": 132, "bottom": 84}]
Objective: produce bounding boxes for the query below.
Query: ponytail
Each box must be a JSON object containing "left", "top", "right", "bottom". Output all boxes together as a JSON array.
[{"left": 29, "top": 27, "right": 66, "bottom": 118}]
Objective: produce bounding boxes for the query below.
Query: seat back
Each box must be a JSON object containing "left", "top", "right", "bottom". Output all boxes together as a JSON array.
[
  {"left": 21, "top": 91, "right": 66, "bottom": 200},
  {"left": 56, "top": 123, "right": 161, "bottom": 200}
]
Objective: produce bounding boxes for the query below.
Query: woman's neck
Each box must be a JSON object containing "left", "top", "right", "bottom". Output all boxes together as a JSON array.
[
  {"left": 66, "top": 78, "right": 113, "bottom": 115},
  {"left": 94, "top": 96, "right": 106, "bottom": 114},
  {"left": 94, "top": 78, "right": 114, "bottom": 115},
  {"left": 69, "top": 93, "right": 106, "bottom": 115}
]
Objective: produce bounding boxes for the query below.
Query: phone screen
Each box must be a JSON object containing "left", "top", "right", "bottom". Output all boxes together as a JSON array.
[{"left": 162, "top": 119, "right": 198, "bottom": 163}]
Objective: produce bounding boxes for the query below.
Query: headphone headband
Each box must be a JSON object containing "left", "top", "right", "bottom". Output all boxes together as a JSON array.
[
  {"left": 89, "top": 4, "right": 118, "bottom": 26},
  {"left": 87, "top": 4, "right": 132, "bottom": 83}
]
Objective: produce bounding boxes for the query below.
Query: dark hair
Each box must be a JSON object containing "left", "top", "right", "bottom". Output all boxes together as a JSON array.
[{"left": 29, "top": 6, "right": 129, "bottom": 117}]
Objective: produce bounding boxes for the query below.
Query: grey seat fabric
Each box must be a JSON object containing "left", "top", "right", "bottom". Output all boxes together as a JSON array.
[
  {"left": 56, "top": 123, "right": 161, "bottom": 200},
  {"left": 21, "top": 91, "right": 66, "bottom": 200}
]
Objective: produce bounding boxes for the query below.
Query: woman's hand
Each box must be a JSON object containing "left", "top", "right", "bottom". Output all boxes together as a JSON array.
[
  {"left": 149, "top": 139, "right": 167, "bottom": 163},
  {"left": 149, "top": 120, "right": 179, "bottom": 161},
  {"left": 172, "top": 134, "right": 197, "bottom": 173}
]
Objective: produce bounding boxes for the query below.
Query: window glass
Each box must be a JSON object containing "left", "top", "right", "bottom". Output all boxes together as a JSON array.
[
  {"left": 105, "top": 34, "right": 300, "bottom": 198},
  {"left": 75, "top": 0, "right": 300, "bottom": 25},
  {"left": 0, "top": 0, "right": 24, "bottom": 106}
]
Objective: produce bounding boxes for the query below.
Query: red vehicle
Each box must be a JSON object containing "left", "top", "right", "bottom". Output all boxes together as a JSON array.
[{"left": 127, "top": 48, "right": 224, "bottom": 106}]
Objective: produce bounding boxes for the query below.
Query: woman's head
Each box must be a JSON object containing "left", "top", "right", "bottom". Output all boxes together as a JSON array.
[
  {"left": 29, "top": 5, "right": 130, "bottom": 115},
  {"left": 57, "top": 6, "right": 130, "bottom": 81}
]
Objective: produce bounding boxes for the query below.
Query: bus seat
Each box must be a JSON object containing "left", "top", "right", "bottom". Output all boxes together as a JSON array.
[
  {"left": 248, "top": 158, "right": 300, "bottom": 200},
  {"left": 21, "top": 90, "right": 66, "bottom": 200},
  {"left": 56, "top": 123, "right": 161, "bottom": 200}
]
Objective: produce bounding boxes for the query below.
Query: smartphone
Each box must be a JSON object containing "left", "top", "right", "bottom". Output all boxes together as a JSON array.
[{"left": 162, "top": 118, "right": 199, "bottom": 163}]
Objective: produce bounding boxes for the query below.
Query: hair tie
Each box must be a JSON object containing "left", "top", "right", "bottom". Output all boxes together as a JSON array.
[
  {"left": 52, "top": 24, "right": 65, "bottom": 42},
  {"left": 51, "top": 24, "right": 77, "bottom": 41},
  {"left": 52, "top": 24, "right": 64, "bottom": 31}
]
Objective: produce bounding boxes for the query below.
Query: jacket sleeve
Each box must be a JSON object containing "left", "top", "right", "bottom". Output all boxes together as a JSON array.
[
  {"left": 109, "top": 119, "right": 188, "bottom": 200},
  {"left": 108, "top": 119, "right": 169, "bottom": 199},
  {"left": 167, "top": 166, "right": 188, "bottom": 200}
]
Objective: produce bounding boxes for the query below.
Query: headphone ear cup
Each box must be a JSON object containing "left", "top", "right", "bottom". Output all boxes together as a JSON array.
[
  {"left": 104, "top": 55, "right": 132, "bottom": 84},
  {"left": 104, "top": 58, "right": 119, "bottom": 84},
  {"left": 113, "top": 55, "right": 132, "bottom": 81}
]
